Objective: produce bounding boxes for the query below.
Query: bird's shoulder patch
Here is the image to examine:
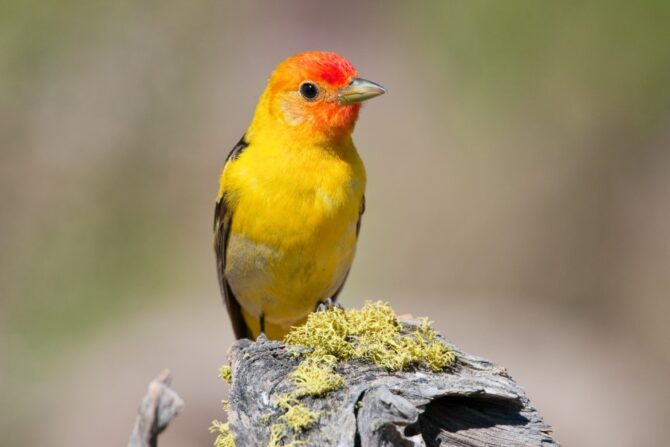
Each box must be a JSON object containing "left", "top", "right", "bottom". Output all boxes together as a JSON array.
[
  {"left": 214, "top": 135, "right": 252, "bottom": 340},
  {"left": 226, "top": 136, "right": 248, "bottom": 163}
]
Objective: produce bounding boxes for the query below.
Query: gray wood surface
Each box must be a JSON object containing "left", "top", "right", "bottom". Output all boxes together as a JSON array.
[
  {"left": 128, "top": 369, "right": 184, "bottom": 447},
  {"left": 226, "top": 323, "right": 559, "bottom": 447}
]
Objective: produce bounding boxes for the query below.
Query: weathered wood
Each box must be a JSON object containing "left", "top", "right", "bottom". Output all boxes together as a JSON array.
[
  {"left": 128, "top": 369, "right": 184, "bottom": 447},
  {"left": 226, "top": 323, "right": 558, "bottom": 447}
]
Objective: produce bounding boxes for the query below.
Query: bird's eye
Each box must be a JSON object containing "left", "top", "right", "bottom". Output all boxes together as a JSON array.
[{"left": 299, "top": 82, "right": 319, "bottom": 100}]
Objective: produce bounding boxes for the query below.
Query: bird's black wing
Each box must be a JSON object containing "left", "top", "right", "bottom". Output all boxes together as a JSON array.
[
  {"left": 330, "top": 195, "right": 365, "bottom": 303},
  {"left": 214, "top": 136, "right": 251, "bottom": 339}
]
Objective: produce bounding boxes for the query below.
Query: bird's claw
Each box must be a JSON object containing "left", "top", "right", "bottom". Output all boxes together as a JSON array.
[{"left": 316, "top": 297, "right": 342, "bottom": 312}]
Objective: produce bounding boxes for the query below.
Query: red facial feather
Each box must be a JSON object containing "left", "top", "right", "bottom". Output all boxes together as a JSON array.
[
  {"left": 318, "top": 56, "right": 356, "bottom": 85},
  {"left": 267, "top": 51, "right": 361, "bottom": 137},
  {"left": 272, "top": 51, "right": 358, "bottom": 89},
  {"left": 296, "top": 51, "right": 357, "bottom": 87}
]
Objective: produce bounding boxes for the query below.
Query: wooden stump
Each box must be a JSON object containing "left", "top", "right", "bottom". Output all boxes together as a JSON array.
[{"left": 225, "top": 322, "right": 558, "bottom": 447}]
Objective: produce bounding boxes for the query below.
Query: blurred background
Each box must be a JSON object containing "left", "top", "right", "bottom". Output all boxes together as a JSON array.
[{"left": 2, "top": 1, "right": 669, "bottom": 445}]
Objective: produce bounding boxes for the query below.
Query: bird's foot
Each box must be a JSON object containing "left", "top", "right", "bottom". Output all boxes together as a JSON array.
[{"left": 315, "top": 297, "right": 342, "bottom": 312}]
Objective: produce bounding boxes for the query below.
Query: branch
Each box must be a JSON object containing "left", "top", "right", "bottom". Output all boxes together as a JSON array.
[
  {"left": 128, "top": 369, "right": 184, "bottom": 447},
  {"left": 225, "top": 319, "right": 558, "bottom": 446}
]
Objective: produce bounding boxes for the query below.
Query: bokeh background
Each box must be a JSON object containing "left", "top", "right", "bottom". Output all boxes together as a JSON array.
[{"left": 2, "top": 1, "right": 669, "bottom": 445}]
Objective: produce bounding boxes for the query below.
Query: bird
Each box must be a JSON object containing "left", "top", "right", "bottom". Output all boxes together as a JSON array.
[{"left": 214, "top": 51, "right": 385, "bottom": 340}]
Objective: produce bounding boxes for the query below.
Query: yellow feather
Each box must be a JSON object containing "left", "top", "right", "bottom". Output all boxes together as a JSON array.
[{"left": 219, "top": 117, "right": 365, "bottom": 339}]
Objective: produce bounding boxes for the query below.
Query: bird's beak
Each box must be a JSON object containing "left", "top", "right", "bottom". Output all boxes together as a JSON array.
[{"left": 338, "top": 78, "right": 386, "bottom": 104}]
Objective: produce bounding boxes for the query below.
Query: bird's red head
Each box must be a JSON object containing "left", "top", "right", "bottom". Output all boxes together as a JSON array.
[{"left": 261, "top": 51, "right": 385, "bottom": 141}]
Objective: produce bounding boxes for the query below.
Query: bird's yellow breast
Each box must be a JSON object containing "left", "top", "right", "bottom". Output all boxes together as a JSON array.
[{"left": 219, "top": 138, "right": 365, "bottom": 338}]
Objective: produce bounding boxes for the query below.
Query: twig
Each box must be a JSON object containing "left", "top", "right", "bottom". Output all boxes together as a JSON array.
[{"left": 128, "top": 369, "right": 184, "bottom": 447}]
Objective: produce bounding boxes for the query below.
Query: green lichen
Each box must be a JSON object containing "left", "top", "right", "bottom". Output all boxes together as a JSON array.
[
  {"left": 284, "top": 301, "right": 455, "bottom": 372},
  {"left": 282, "top": 404, "right": 318, "bottom": 432},
  {"left": 210, "top": 420, "right": 235, "bottom": 447},
  {"left": 287, "top": 347, "right": 302, "bottom": 358},
  {"left": 403, "top": 317, "right": 455, "bottom": 372},
  {"left": 290, "top": 355, "right": 344, "bottom": 397},
  {"left": 267, "top": 424, "right": 286, "bottom": 447},
  {"left": 212, "top": 366, "right": 236, "bottom": 446},
  {"left": 267, "top": 391, "right": 320, "bottom": 446},
  {"left": 219, "top": 365, "right": 233, "bottom": 384},
  {"left": 275, "top": 396, "right": 319, "bottom": 432},
  {"left": 267, "top": 423, "right": 305, "bottom": 447}
]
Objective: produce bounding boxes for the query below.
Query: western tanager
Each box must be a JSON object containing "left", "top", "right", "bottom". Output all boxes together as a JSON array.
[{"left": 214, "top": 51, "right": 385, "bottom": 340}]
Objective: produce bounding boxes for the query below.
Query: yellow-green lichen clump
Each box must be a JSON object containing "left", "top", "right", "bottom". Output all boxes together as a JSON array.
[
  {"left": 290, "top": 355, "right": 344, "bottom": 397},
  {"left": 210, "top": 420, "right": 235, "bottom": 447},
  {"left": 284, "top": 301, "right": 455, "bottom": 371},
  {"left": 212, "top": 365, "right": 235, "bottom": 447},
  {"left": 261, "top": 394, "right": 319, "bottom": 447},
  {"left": 219, "top": 365, "right": 233, "bottom": 384},
  {"left": 275, "top": 395, "right": 319, "bottom": 432}
]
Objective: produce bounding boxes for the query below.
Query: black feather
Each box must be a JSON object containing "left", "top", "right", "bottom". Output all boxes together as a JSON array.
[{"left": 214, "top": 136, "right": 252, "bottom": 339}]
